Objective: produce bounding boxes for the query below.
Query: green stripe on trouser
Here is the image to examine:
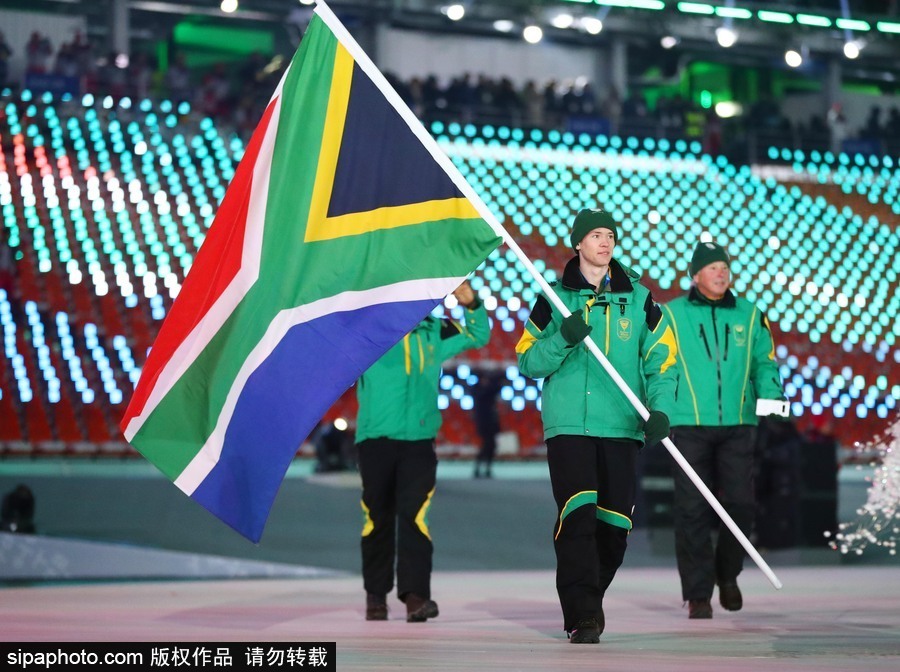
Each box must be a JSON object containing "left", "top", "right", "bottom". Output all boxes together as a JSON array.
[
  {"left": 596, "top": 505, "right": 633, "bottom": 531},
  {"left": 555, "top": 491, "right": 632, "bottom": 539}
]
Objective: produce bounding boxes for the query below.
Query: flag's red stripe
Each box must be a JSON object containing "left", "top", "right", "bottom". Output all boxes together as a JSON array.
[{"left": 121, "top": 96, "right": 279, "bottom": 429}]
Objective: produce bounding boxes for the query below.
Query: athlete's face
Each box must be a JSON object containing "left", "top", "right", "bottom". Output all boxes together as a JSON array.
[
  {"left": 693, "top": 261, "right": 730, "bottom": 301},
  {"left": 576, "top": 227, "right": 616, "bottom": 268}
]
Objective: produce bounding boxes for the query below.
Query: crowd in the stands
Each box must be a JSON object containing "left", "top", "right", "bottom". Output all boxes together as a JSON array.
[{"left": 3, "top": 29, "right": 900, "bottom": 160}]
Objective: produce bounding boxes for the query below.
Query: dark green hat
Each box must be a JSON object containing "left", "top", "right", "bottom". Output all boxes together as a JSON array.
[
  {"left": 570, "top": 209, "right": 618, "bottom": 250},
  {"left": 689, "top": 241, "right": 730, "bottom": 276}
]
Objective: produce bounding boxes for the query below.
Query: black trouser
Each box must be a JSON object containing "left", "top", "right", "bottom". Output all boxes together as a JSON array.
[
  {"left": 357, "top": 438, "right": 437, "bottom": 601},
  {"left": 547, "top": 435, "right": 640, "bottom": 632},
  {"left": 671, "top": 425, "right": 756, "bottom": 601}
]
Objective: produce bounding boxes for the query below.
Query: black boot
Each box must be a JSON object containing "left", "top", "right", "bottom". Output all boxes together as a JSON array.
[
  {"left": 688, "top": 599, "right": 713, "bottom": 619},
  {"left": 365, "top": 593, "right": 388, "bottom": 621},
  {"left": 405, "top": 593, "right": 439, "bottom": 622},
  {"left": 718, "top": 580, "right": 743, "bottom": 611},
  {"left": 568, "top": 618, "right": 601, "bottom": 643}
]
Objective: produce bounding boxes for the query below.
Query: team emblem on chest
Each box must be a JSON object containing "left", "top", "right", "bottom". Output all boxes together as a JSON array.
[
  {"left": 617, "top": 317, "right": 632, "bottom": 341},
  {"left": 733, "top": 323, "right": 747, "bottom": 346}
]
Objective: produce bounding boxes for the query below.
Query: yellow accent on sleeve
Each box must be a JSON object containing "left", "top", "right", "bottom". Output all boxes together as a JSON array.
[
  {"left": 515, "top": 325, "right": 538, "bottom": 355},
  {"left": 645, "top": 324, "right": 678, "bottom": 374}
]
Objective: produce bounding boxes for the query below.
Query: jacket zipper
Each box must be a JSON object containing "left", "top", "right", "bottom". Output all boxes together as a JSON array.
[
  {"left": 711, "top": 306, "right": 723, "bottom": 424},
  {"left": 724, "top": 324, "right": 730, "bottom": 361},
  {"left": 699, "top": 324, "right": 713, "bottom": 359}
]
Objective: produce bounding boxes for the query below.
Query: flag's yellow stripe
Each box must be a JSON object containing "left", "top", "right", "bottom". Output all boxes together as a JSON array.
[
  {"left": 308, "top": 198, "right": 480, "bottom": 242},
  {"left": 306, "top": 42, "right": 353, "bottom": 242}
]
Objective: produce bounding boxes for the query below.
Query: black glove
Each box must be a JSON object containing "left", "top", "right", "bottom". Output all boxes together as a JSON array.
[
  {"left": 560, "top": 312, "right": 592, "bottom": 346},
  {"left": 643, "top": 410, "right": 669, "bottom": 446}
]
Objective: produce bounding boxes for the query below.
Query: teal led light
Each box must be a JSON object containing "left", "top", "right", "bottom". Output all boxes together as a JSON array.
[
  {"left": 758, "top": 10, "right": 793, "bottom": 24},
  {"left": 716, "top": 7, "right": 752, "bottom": 19},
  {"left": 678, "top": 2, "right": 714, "bottom": 15},
  {"left": 836, "top": 18, "right": 870, "bottom": 31}
]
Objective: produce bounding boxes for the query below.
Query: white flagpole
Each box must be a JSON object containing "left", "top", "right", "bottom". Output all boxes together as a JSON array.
[{"left": 313, "top": 0, "right": 782, "bottom": 590}]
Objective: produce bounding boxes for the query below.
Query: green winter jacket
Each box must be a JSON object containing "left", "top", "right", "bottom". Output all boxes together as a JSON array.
[
  {"left": 516, "top": 257, "right": 678, "bottom": 442},
  {"left": 662, "top": 287, "right": 784, "bottom": 427},
  {"left": 355, "top": 302, "right": 491, "bottom": 442}
]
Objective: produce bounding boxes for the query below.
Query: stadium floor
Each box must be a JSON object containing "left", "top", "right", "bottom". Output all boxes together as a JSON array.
[
  {"left": 2, "top": 566, "right": 899, "bottom": 670},
  {"left": 1, "top": 459, "right": 897, "bottom": 669}
]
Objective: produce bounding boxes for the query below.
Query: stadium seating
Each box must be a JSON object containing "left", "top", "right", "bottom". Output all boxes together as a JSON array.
[{"left": 0, "top": 92, "right": 897, "bottom": 456}]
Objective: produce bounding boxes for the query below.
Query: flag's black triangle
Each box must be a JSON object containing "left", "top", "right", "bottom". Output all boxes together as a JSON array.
[{"left": 328, "top": 64, "right": 463, "bottom": 218}]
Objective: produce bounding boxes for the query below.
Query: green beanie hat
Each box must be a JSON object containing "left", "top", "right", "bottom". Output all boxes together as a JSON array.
[
  {"left": 570, "top": 208, "right": 618, "bottom": 250},
  {"left": 689, "top": 241, "right": 730, "bottom": 276}
]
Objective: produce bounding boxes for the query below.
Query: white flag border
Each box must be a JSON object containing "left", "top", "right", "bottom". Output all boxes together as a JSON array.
[{"left": 173, "top": 276, "right": 467, "bottom": 494}]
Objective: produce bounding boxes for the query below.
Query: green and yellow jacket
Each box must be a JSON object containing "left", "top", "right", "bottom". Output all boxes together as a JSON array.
[
  {"left": 662, "top": 287, "right": 784, "bottom": 427},
  {"left": 355, "top": 302, "right": 491, "bottom": 442},
  {"left": 516, "top": 257, "right": 678, "bottom": 442}
]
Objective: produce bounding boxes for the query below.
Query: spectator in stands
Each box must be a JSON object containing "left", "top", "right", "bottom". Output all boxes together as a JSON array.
[
  {"left": 887, "top": 107, "right": 900, "bottom": 138},
  {"left": 661, "top": 240, "right": 786, "bottom": 619},
  {"left": 0, "top": 32, "right": 12, "bottom": 91},
  {"left": 475, "top": 74, "right": 497, "bottom": 120},
  {"left": 602, "top": 86, "right": 623, "bottom": 135},
  {"left": 355, "top": 281, "right": 490, "bottom": 623},
  {"left": 421, "top": 74, "right": 444, "bottom": 117},
  {"left": 97, "top": 52, "right": 127, "bottom": 100},
  {"left": 620, "top": 90, "right": 649, "bottom": 136},
  {"left": 129, "top": 53, "right": 153, "bottom": 100},
  {"left": 862, "top": 105, "right": 883, "bottom": 140},
  {"left": 25, "top": 32, "right": 53, "bottom": 75},
  {"left": 703, "top": 111, "right": 723, "bottom": 156},
  {"left": 516, "top": 209, "right": 676, "bottom": 643},
  {"left": 471, "top": 368, "right": 504, "bottom": 479},
  {"left": 405, "top": 76, "right": 425, "bottom": 118},
  {"left": 522, "top": 80, "right": 544, "bottom": 127},
  {"left": 165, "top": 54, "right": 192, "bottom": 103},
  {"left": 457, "top": 72, "right": 479, "bottom": 123},
  {"left": 495, "top": 76, "right": 523, "bottom": 126},
  {"left": 53, "top": 42, "right": 79, "bottom": 80},
  {"left": 560, "top": 79, "right": 581, "bottom": 118},
  {"left": 72, "top": 31, "right": 95, "bottom": 82},
  {"left": 827, "top": 102, "right": 848, "bottom": 155},
  {"left": 543, "top": 79, "right": 561, "bottom": 128}
]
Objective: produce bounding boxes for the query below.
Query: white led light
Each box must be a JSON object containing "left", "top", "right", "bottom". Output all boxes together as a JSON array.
[
  {"left": 445, "top": 4, "right": 465, "bottom": 21},
  {"left": 551, "top": 13, "right": 574, "bottom": 29},
  {"left": 581, "top": 17, "right": 603, "bottom": 35},
  {"left": 523, "top": 24, "right": 543, "bottom": 44},
  {"left": 716, "top": 27, "right": 737, "bottom": 48},
  {"left": 785, "top": 49, "right": 803, "bottom": 67}
]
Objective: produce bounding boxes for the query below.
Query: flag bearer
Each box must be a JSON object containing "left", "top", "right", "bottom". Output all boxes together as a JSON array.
[{"left": 516, "top": 209, "right": 677, "bottom": 643}]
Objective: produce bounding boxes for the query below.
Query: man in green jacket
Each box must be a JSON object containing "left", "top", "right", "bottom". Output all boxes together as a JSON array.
[
  {"left": 662, "top": 240, "right": 785, "bottom": 619},
  {"left": 516, "top": 209, "right": 677, "bottom": 643},
  {"left": 356, "top": 280, "right": 490, "bottom": 623}
]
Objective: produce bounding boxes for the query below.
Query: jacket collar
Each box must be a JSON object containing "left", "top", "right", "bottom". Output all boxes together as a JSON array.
[
  {"left": 562, "top": 256, "right": 635, "bottom": 293},
  {"left": 688, "top": 286, "right": 736, "bottom": 308}
]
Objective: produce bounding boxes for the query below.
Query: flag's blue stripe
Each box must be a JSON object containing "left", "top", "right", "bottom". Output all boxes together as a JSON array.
[
  {"left": 327, "top": 64, "right": 462, "bottom": 217},
  {"left": 190, "top": 298, "right": 438, "bottom": 541}
]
